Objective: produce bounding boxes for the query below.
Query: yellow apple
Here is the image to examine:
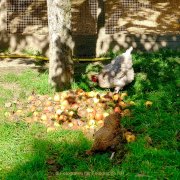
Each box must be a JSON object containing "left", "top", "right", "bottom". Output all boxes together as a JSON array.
[{"left": 54, "top": 94, "right": 60, "bottom": 102}]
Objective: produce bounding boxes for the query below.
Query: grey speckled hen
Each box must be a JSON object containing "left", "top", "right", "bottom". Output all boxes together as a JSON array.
[{"left": 98, "top": 47, "right": 134, "bottom": 93}]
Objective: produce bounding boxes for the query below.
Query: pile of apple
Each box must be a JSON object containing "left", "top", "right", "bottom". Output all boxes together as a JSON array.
[{"left": 7, "top": 89, "right": 134, "bottom": 135}]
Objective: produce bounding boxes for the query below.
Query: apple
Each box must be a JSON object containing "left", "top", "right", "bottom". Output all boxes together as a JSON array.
[
  {"left": 33, "top": 111, "right": 39, "bottom": 117},
  {"left": 129, "top": 101, "right": 136, "bottom": 106},
  {"left": 47, "top": 126, "right": 56, "bottom": 132},
  {"left": 122, "top": 109, "right": 131, "bottom": 117},
  {"left": 93, "top": 97, "right": 99, "bottom": 104},
  {"left": 16, "top": 109, "right": 22, "bottom": 113},
  {"left": 26, "top": 117, "right": 33, "bottom": 123},
  {"left": 103, "top": 112, "right": 109, "bottom": 118},
  {"left": 145, "top": 101, "right": 153, "bottom": 107},
  {"left": 87, "top": 107, "right": 94, "bottom": 113},
  {"left": 61, "top": 100, "right": 69, "bottom": 108},
  {"left": 4, "top": 112, "right": 11, "bottom": 117},
  {"left": 54, "top": 94, "right": 60, "bottom": 102},
  {"left": 44, "top": 107, "right": 49, "bottom": 113},
  {"left": 113, "top": 94, "right": 119, "bottom": 101},
  {"left": 89, "top": 125, "right": 96, "bottom": 130},
  {"left": 95, "top": 113, "right": 104, "bottom": 121},
  {"left": 77, "top": 120, "right": 84, "bottom": 126},
  {"left": 41, "top": 114, "right": 47, "bottom": 121},
  {"left": 124, "top": 132, "right": 136, "bottom": 142},
  {"left": 28, "top": 95, "right": 35, "bottom": 102},
  {"left": 76, "top": 89, "right": 84, "bottom": 96},
  {"left": 88, "top": 112, "right": 95, "bottom": 119},
  {"left": 34, "top": 100, "right": 42, "bottom": 107},
  {"left": 88, "top": 119, "right": 96, "bottom": 126},
  {"left": 68, "top": 122, "right": 74, "bottom": 128},
  {"left": 121, "top": 92, "right": 128, "bottom": 99},
  {"left": 32, "top": 116, "right": 38, "bottom": 122},
  {"left": 86, "top": 91, "right": 97, "bottom": 98},
  {"left": 71, "top": 103, "right": 79, "bottom": 110},
  {"left": 68, "top": 111, "right": 74, "bottom": 117},
  {"left": 58, "top": 115, "right": 67, "bottom": 122},
  {"left": 45, "top": 101, "right": 52, "bottom": 106},
  {"left": 97, "top": 120, "right": 104, "bottom": 126},
  {"left": 30, "top": 106, "right": 36, "bottom": 112},
  {"left": 56, "top": 109, "right": 63, "bottom": 115},
  {"left": 118, "top": 101, "right": 127, "bottom": 109},
  {"left": 114, "top": 107, "right": 121, "bottom": 114},
  {"left": 54, "top": 121, "right": 60, "bottom": 127}
]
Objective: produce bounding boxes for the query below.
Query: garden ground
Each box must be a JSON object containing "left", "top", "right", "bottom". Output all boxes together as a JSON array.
[{"left": 0, "top": 49, "right": 179, "bottom": 179}]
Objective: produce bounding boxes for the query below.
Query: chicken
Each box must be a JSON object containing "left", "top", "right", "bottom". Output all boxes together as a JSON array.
[
  {"left": 86, "top": 113, "right": 124, "bottom": 155},
  {"left": 98, "top": 47, "right": 134, "bottom": 93}
]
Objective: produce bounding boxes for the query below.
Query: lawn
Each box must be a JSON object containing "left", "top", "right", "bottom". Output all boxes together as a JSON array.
[{"left": 0, "top": 49, "right": 179, "bottom": 179}]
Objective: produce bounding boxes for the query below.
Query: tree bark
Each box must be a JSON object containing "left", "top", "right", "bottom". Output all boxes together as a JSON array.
[{"left": 47, "top": 0, "right": 74, "bottom": 90}]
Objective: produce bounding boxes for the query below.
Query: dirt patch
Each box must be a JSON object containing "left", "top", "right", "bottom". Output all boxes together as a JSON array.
[
  {"left": 1, "top": 82, "right": 20, "bottom": 91},
  {"left": 0, "top": 58, "right": 43, "bottom": 75}
]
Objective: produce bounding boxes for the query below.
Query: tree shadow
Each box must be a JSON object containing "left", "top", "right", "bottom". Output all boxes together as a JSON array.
[
  {"left": 5, "top": 129, "right": 122, "bottom": 179},
  {"left": 0, "top": 0, "right": 179, "bottom": 63}
]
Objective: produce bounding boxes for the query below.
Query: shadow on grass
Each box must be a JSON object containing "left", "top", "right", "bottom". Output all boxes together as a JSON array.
[
  {"left": 3, "top": 49, "right": 180, "bottom": 180},
  {"left": 5, "top": 129, "right": 117, "bottom": 180}
]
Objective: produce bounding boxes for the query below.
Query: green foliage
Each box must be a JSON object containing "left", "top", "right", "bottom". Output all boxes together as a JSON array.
[
  {"left": 21, "top": 49, "right": 42, "bottom": 56},
  {"left": 0, "top": 48, "right": 11, "bottom": 54},
  {"left": 73, "top": 62, "right": 104, "bottom": 91}
]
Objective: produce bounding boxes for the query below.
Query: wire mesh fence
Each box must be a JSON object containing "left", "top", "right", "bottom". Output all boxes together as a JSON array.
[
  {"left": 7, "top": 0, "right": 48, "bottom": 34},
  {"left": 6, "top": 0, "right": 180, "bottom": 35}
]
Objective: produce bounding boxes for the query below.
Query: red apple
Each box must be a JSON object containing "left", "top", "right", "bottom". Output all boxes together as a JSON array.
[
  {"left": 114, "top": 107, "right": 121, "bottom": 114},
  {"left": 95, "top": 113, "right": 104, "bottom": 121}
]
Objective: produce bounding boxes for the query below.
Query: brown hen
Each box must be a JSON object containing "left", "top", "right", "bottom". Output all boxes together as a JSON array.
[{"left": 86, "top": 113, "right": 124, "bottom": 155}]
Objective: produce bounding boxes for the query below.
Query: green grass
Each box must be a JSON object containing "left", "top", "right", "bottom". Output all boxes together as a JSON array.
[{"left": 0, "top": 49, "right": 179, "bottom": 179}]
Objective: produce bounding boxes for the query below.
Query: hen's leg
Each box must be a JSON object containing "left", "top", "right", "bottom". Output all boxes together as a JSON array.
[
  {"left": 110, "top": 152, "right": 115, "bottom": 160},
  {"left": 114, "top": 87, "right": 121, "bottom": 93}
]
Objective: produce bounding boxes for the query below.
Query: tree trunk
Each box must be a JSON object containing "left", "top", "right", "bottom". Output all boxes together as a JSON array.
[{"left": 47, "top": 0, "right": 74, "bottom": 90}]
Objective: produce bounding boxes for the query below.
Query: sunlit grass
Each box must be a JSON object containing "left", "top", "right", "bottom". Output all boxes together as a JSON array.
[{"left": 0, "top": 49, "right": 179, "bottom": 179}]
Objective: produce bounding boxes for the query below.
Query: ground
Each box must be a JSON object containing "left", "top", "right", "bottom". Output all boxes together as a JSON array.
[{"left": 0, "top": 50, "right": 179, "bottom": 179}]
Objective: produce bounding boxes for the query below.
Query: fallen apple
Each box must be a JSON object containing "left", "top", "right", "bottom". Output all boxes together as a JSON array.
[
  {"left": 129, "top": 101, "right": 136, "bottom": 106},
  {"left": 28, "top": 95, "right": 35, "bottom": 102},
  {"left": 93, "top": 97, "right": 99, "bottom": 104},
  {"left": 88, "top": 119, "right": 96, "bottom": 126},
  {"left": 122, "top": 109, "right": 131, "bottom": 117},
  {"left": 61, "top": 100, "right": 69, "bottom": 108},
  {"left": 88, "top": 112, "right": 95, "bottom": 120},
  {"left": 45, "top": 101, "right": 52, "bottom": 106},
  {"left": 112, "top": 94, "right": 119, "bottom": 101},
  {"left": 118, "top": 101, "right": 127, "bottom": 109},
  {"left": 121, "top": 92, "right": 128, "bottom": 99},
  {"left": 68, "top": 111, "right": 74, "bottom": 117},
  {"left": 103, "top": 112, "right": 109, "bottom": 118},
  {"left": 33, "top": 111, "right": 39, "bottom": 117},
  {"left": 97, "top": 120, "right": 104, "bottom": 127},
  {"left": 71, "top": 103, "right": 79, "bottom": 110},
  {"left": 145, "top": 101, "right": 153, "bottom": 107},
  {"left": 30, "top": 106, "right": 36, "bottom": 112},
  {"left": 86, "top": 91, "right": 97, "bottom": 98},
  {"left": 124, "top": 132, "right": 136, "bottom": 142},
  {"left": 4, "top": 112, "right": 11, "bottom": 117},
  {"left": 95, "top": 113, "right": 104, "bottom": 121},
  {"left": 114, "top": 106, "right": 121, "bottom": 114},
  {"left": 41, "top": 114, "right": 47, "bottom": 121},
  {"left": 54, "top": 121, "right": 60, "bottom": 127},
  {"left": 56, "top": 109, "right": 63, "bottom": 115},
  {"left": 68, "top": 122, "right": 74, "bottom": 128},
  {"left": 47, "top": 126, "right": 56, "bottom": 132},
  {"left": 54, "top": 94, "right": 60, "bottom": 102}
]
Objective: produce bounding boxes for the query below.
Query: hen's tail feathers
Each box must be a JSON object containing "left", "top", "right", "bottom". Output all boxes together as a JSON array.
[{"left": 125, "top": 46, "right": 133, "bottom": 55}]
